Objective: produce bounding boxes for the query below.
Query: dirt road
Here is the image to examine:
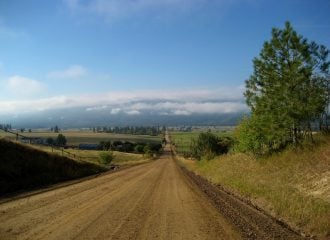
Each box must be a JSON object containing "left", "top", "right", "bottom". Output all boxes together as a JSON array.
[
  {"left": 0, "top": 133, "right": 300, "bottom": 240},
  {"left": 0, "top": 139, "right": 301, "bottom": 239}
]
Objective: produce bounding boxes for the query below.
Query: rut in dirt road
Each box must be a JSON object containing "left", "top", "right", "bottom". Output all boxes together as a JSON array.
[{"left": 0, "top": 142, "right": 301, "bottom": 240}]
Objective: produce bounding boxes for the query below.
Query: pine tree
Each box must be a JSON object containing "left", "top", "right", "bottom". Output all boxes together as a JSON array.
[{"left": 241, "top": 22, "right": 329, "bottom": 154}]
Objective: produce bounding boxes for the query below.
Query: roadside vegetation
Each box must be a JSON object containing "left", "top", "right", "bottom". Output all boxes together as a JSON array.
[
  {"left": 172, "top": 22, "right": 330, "bottom": 238},
  {"left": 239, "top": 22, "right": 329, "bottom": 155},
  {"left": 176, "top": 134, "right": 330, "bottom": 237},
  {"left": 0, "top": 139, "right": 105, "bottom": 196},
  {"left": 170, "top": 129, "right": 233, "bottom": 156}
]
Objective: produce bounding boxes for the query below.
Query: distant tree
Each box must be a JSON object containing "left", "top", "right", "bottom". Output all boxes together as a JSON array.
[
  {"left": 56, "top": 134, "right": 67, "bottom": 146},
  {"left": 20, "top": 128, "right": 25, "bottom": 133},
  {"left": 99, "top": 140, "right": 111, "bottom": 151},
  {"left": 54, "top": 125, "right": 59, "bottom": 133},
  {"left": 134, "top": 144, "right": 145, "bottom": 153},
  {"left": 240, "top": 22, "right": 329, "bottom": 155},
  {"left": 122, "top": 141, "right": 134, "bottom": 152},
  {"left": 28, "top": 129, "right": 32, "bottom": 133},
  {"left": 46, "top": 137, "right": 55, "bottom": 145}
]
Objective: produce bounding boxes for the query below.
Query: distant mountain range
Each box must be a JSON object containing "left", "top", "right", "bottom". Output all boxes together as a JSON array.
[{"left": 0, "top": 107, "right": 246, "bottom": 128}]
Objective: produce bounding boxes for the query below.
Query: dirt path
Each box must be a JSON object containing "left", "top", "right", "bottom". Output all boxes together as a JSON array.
[
  {"left": 0, "top": 134, "right": 301, "bottom": 240},
  {"left": 0, "top": 131, "right": 300, "bottom": 240}
]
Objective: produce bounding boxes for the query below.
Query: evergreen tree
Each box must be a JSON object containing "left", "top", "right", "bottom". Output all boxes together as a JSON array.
[
  {"left": 56, "top": 134, "right": 67, "bottom": 146},
  {"left": 241, "top": 22, "right": 329, "bottom": 154}
]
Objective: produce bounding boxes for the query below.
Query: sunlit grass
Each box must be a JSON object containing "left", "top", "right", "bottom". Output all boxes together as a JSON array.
[
  {"left": 30, "top": 145, "right": 150, "bottom": 167},
  {"left": 176, "top": 134, "right": 330, "bottom": 237}
]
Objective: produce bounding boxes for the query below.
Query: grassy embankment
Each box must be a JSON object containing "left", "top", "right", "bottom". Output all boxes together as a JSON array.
[
  {"left": 0, "top": 139, "right": 106, "bottom": 196},
  {"left": 0, "top": 130, "right": 160, "bottom": 167},
  {"left": 171, "top": 131, "right": 330, "bottom": 238},
  {"left": 34, "top": 145, "right": 150, "bottom": 167},
  {"left": 0, "top": 130, "right": 159, "bottom": 196}
]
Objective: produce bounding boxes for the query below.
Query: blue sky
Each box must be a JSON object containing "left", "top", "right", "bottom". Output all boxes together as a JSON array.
[{"left": 0, "top": 0, "right": 329, "bottom": 116}]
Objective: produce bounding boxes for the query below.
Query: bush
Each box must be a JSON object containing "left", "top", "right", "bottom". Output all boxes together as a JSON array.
[
  {"left": 235, "top": 115, "right": 288, "bottom": 156},
  {"left": 134, "top": 144, "right": 145, "bottom": 153},
  {"left": 143, "top": 144, "right": 152, "bottom": 157},
  {"left": 190, "top": 131, "right": 233, "bottom": 160},
  {"left": 98, "top": 152, "right": 114, "bottom": 165}
]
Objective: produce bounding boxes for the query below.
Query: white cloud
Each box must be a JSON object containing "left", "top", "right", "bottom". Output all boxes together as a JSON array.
[
  {"left": 0, "top": 87, "right": 248, "bottom": 115},
  {"left": 125, "top": 110, "right": 141, "bottom": 115},
  {"left": 173, "top": 109, "right": 191, "bottom": 115},
  {"left": 48, "top": 65, "right": 88, "bottom": 79},
  {"left": 5, "top": 75, "right": 45, "bottom": 97},
  {"left": 86, "top": 105, "right": 107, "bottom": 111},
  {"left": 110, "top": 108, "right": 121, "bottom": 114}
]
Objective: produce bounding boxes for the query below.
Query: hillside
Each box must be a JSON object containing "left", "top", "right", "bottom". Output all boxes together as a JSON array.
[
  {"left": 0, "top": 139, "right": 106, "bottom": 196},
  {"left": 175, "top": 134, "right": 330, "bottom": 238}
]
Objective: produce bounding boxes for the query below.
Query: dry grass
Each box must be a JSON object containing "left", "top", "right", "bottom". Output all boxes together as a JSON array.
[
  {"left": 176, "top": 134, "right": 330, "bottom": 238},
  {"left": 29, "top": 145, "right": 150, "bottom": 167}
]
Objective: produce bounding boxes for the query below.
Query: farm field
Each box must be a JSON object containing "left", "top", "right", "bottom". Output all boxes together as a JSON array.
[
  {"left": 170, "top": 129, "right": 234, "bottom": 154},
  {"left": 0, "top": 130, "right": 161, "bottom": 145},
  {"left": 32, "top": 145, "right": 150, "bottom": 167}
]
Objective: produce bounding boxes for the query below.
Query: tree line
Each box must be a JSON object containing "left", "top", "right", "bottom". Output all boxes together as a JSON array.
[
  {"left": 92, "top": 126, "right": 165, "bottom": 136},
  {"left": 99, "top": 140, "right": 163, "bottom": 156}
]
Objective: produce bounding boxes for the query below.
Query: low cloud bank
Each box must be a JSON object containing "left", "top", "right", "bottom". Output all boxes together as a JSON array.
[{"left": 0, "top": 87, "right": 248, "bottom": 116}]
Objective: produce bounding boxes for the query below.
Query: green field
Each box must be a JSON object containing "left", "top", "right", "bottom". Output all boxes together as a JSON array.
[
  {"left": 0, "top": 130, "right": 161, "bottom": 145},
  {"left": 170, "top": 129, "right": 234, "bottom": 154}
]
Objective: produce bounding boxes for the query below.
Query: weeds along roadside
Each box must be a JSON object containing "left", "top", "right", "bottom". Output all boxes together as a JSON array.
[{"left": 170, "top": 132, "right": 330, "bottom": 239}]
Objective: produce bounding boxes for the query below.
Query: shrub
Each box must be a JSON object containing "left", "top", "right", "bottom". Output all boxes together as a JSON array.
[
  {"left": 190, "top": 131, "right": 233, "bottom": 160},
  {"left": 134, "top": 144, "right": 145, "bottom": 153},
  {"left": 98, "top": 152, "right": 114, "bottom": 165}
]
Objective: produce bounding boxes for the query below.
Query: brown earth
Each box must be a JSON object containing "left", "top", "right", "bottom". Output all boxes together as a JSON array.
[{"left": 0, "top": 139, "right": 302, "bottom": 240}]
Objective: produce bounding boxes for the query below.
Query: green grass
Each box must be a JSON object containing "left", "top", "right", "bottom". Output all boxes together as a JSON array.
[
  {"left": 175, "top": 133, "right": 330, "bottom": 238},
  {"left": 170, "top": 129, "right": 233, "bottom": 154},
  {"left": 0, "top": 130, "right": 161, "bottom": 146}
]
